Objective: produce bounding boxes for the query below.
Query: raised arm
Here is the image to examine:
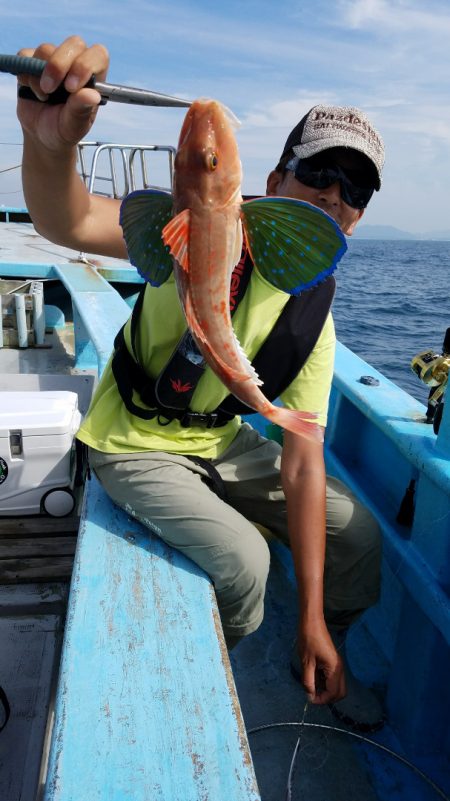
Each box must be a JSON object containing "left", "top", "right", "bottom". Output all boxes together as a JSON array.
[{"left": 17, "top": 36, "right": 126, "bottom": 258}]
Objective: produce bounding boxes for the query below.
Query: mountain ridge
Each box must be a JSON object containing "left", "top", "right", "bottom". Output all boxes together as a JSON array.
[{"left": 353, "top": 224, "right": 450, "bottom": 240}]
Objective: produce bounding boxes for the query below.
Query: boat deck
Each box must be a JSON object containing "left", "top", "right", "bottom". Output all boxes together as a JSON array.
[
  {"left": 0, "top": 218, "right": 138, "bottom": 282},
  {"left": 0, "top": 514, "right": 79, "bottom": 584}
]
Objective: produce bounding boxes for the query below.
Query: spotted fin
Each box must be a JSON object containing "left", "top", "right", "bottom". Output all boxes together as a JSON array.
[
  {"left": 240, "top": 197, "right": 347, "bottom": 295},
  {"left": 120, "top": 190, "right": 174, "bottom": 286},
  {"left": 162, "top": 209, "right": 191, "bottom": 272}
]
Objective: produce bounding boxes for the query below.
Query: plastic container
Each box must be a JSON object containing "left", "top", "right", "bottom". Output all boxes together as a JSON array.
[{"left": 0, "top": 391, "right": 81, "bottom": 516}]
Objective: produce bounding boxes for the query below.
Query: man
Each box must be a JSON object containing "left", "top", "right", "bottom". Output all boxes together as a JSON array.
[{"left": 17, "top": 37, "right": 384, "bottom": 731}]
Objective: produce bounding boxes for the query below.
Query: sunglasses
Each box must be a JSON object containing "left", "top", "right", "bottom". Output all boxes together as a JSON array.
[{"left": 285, "top": 156, "right": 375, "bottom": 209}]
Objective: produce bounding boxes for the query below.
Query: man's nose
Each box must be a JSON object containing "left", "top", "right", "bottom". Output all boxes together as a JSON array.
[{"left": 318, "top": 181, "right": 342, "bottom": 205}]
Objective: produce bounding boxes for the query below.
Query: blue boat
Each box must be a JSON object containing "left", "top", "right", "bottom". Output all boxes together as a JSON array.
[{"left": 0, "top": 141, "right": 449, "bottom": 801}]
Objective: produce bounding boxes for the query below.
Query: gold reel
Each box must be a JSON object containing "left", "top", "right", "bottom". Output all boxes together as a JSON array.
[{"left": 411, "top": 351, "right": 450, "bottom": 387}]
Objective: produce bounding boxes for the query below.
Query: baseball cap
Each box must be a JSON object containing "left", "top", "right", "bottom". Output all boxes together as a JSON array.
[{"left": 280, "top": 105, "right": 384, "bottom": 189}]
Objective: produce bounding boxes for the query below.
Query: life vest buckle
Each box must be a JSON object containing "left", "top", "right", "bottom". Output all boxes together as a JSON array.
[{"left": 180, "top": 411, "right": 220, "bottom": 429}]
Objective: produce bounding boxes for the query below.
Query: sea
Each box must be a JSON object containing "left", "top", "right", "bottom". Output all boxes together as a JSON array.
[{"left": 332, "top": 239, "right": 450, "bottom": 406}]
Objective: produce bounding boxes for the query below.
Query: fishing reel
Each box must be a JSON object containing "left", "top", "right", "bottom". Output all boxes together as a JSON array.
[{"left": 411, "top": 327, "right": 450, "bottom": 434}]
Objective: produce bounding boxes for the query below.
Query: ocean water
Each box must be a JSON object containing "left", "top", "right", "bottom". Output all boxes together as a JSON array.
[{"left": 332, "top": 239, "right": 450, "bottom": 405}]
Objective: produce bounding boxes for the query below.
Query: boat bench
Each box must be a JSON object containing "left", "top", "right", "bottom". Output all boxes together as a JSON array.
[
  {"left": 43, "top": 475, "right": 259, "bottom": 801},
  {"left": 43, "top": 265, "right": 259, "bottom": 800}
]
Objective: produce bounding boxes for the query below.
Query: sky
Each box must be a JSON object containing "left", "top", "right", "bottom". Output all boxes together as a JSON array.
[{"left": 1, "top": 0, "right": 450, "bottom": 235}]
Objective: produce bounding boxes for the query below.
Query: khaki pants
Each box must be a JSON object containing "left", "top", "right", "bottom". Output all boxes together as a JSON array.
[{"left": 89, "top": 423, "right": 381, "bottom": 638}]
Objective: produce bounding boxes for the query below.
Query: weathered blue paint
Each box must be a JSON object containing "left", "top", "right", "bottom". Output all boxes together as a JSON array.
[
  {"left": 332, "top": 344, "right": 450, "bottom": 495},
  {"left": 0, "top": 261, "right": 142, "bottom": 284},
  {"left": 98, "top": 266, "right": 143, "bottom": 284},
  {"left": 44, "top": 304, "right": 66, "bottom": 330},
  {"left": 43, "top": 476, "right": 260, "bottom": 801},
  {"left": 0, "top": 262, "right": 56, "bottom": 279},
  {"left": 248, "top": 340, "right": 450, "bottom": 767},
  {"left": 54, "top": 263, "right": 131, "bottom": 374},
  {"left": 0, "top": 205, "right": 29, "bottom": 216}
]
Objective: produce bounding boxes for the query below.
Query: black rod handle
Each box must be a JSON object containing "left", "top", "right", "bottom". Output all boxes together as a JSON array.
[
  {"left": 0, "top": 53, "right": 47, "bottom": 77},
  {"left": 0, "top": 54, "right": 101, "bottom": 105}
]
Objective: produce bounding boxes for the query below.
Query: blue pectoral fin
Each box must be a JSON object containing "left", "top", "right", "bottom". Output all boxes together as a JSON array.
[
  {"left": 240, "top": 197, "right": 347, "bottom": 295},
  {"left": 120, "top": 190, "right": 174, "bottom": 286}
]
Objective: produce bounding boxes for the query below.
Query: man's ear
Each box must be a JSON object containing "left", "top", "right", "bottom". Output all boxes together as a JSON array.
[
  {"left": 266, "top": 170, "right": 283, "bottom": 196},
  {"left": 345, "top": 208, "right": 365, "bottom": 236}
]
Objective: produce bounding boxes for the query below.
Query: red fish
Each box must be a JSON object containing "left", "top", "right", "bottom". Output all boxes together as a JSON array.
[{"left": 120, "top": 99, "right": 347, "bottom": 441}]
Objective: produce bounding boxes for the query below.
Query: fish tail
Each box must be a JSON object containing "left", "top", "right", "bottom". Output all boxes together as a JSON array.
[{"left": 266, "top": 407, "right": 324, "bottom": 443}]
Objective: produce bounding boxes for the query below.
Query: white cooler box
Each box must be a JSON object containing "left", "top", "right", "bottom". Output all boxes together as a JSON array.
[{"left": 0, "top": 391, "right": 82, "bottom": 517}]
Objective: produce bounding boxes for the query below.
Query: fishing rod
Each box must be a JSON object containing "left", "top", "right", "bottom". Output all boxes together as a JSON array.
[{"left": 0, "top": 54, "right": 191, "bottom": 108}]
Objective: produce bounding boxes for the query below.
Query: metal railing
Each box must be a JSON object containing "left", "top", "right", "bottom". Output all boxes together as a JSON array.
[
  {"left": 77, "top": 141, "right": 175, "bottom": 198},
  {"left": 75, "top": 141, "right": 175, "bottom": 262}
]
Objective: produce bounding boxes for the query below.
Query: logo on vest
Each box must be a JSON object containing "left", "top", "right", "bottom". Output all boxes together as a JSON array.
[{"left": 170, "top": 378, "right": 194, "bottom": 393}]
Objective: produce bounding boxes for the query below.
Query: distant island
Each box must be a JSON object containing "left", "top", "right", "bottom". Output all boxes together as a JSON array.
[{"left": 352, "top": 224, "right": 450, "bottom": 241}]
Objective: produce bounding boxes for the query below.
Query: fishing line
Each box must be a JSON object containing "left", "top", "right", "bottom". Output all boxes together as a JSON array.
[
  {"left": 0, "top": 164, "right": 21, "bottom": 173},
  {"left": 248, "top": 720, "right": 450, "bottom": 801},
  {"left": 285, "top": 701, "right": 308, "bottom": 801}
]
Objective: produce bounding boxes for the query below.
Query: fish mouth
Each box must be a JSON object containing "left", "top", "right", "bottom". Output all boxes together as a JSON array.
[{"left": 194, "top": 97, "right": 241, "bottom": 129}]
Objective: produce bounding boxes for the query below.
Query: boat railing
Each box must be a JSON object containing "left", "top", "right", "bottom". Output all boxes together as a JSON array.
[
  {"left": 75, "top": 140, "right": 175, "bottom": 263},
  {"left": 77, "top": 140, "right": 175, "bottom": 198}
]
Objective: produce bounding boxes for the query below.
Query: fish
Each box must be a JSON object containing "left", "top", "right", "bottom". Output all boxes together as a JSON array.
[{"left": 119, "top": 98, "right": 347, "bottom": 441}]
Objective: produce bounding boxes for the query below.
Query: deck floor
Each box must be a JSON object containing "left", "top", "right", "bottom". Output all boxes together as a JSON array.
[
  {"left": 232, "top": 556, "right": 449, "bottom": 801},
  {"left": 0, "top": 221, "right": 132, "bottom": 273},
  {"left": 0, "top": 583, "right": 68, "bottom": 801},
  {"left": 0, "top": 514, "right": 80, "bottom": 584}
]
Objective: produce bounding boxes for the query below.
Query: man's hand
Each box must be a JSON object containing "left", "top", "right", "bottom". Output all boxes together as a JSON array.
[
  {"left": 16, "top": 36, "right": 126, "bottom": 258},
  {"left": 17, "top": 36, "right": 109, "bottom": 152},
  {"left": 297, "top": 619, "right": 346, "bottom": 704}
]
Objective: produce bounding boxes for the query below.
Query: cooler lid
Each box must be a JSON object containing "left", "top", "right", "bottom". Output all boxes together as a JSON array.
[{"left": 0, "top": 391, "right": 80, "bottom": 436}]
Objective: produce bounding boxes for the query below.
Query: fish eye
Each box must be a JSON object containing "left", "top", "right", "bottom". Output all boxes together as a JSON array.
[{"left": 208, "top": 152, "right": 218, "bottom": 171}]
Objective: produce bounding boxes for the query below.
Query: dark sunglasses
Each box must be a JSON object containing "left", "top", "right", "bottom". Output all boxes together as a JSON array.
[{"left": 285, "top": 156, "right": 375, "bottom": 209}]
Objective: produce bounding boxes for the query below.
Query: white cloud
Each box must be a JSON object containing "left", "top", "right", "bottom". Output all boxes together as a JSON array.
[{"left": 341, "top": 0, "right": 450, "bottom": 33}]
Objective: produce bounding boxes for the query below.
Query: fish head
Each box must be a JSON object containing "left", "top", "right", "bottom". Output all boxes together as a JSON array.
[{"left": 173, "top": 98, "right": 242, "bottom": 211}]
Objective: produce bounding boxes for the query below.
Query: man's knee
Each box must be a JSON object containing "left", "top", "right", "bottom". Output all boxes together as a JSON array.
[
  {"left": 216, "top": 529, "right": 271, "bottom": 636},
  {"left": 223, "top": 532, "right": 271, "bottom": 596},
  {"left": 327, "top": 478, "right": 381, "bottom": 559},
  {"left": 325, "top": 480, "right": 382, "bottom": 619},
  {"left": 342, "top": 505, "right": 381, "bottom": 564}
]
